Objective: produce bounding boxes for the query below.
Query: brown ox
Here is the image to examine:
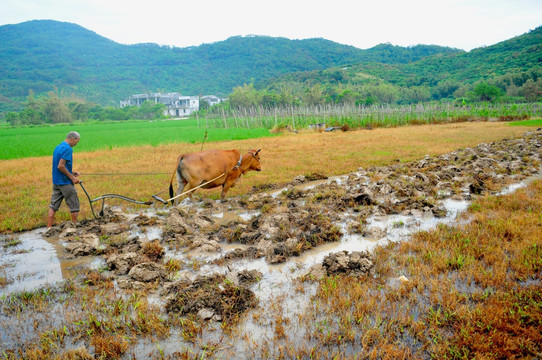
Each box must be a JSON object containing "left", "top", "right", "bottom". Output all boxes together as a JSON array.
[{"left": 168, "top": 149, "right": 261, "bottom": 204}]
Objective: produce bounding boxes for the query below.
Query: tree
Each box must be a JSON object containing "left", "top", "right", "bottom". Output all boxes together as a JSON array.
[
  {"left": 229, "top": 83, "right": 261, "bottom": 108},
  {"left": 260, "top": 92, "right": 281, "bottom": 107},
  {"left": 43, "top": 92, "right": 71, "bottom": 123},
  {"left": 432, "top": 81, "right": 460, "bottom": 100},
  {"left": 521, "top": 78, "right": 542, "bottom": 102},
  {"left": 68, "top": 101, "right": 91, "bottom": 121},
  {"left": 277, "top": 84, "right": 299, "bottom": 106},
  {"left": 336, "top": 89, "right": 362, "bottom": 105},
  {"left": 303, "top": 85, "right": 324, "bottom": 105},
  {"left": 199, "top": 98, "right": 211, "bottom": 111},
  {"left": 5, "top": 112, "right": 20, "bottom": 126},
  {"left": 403, "top": 86, "right": 431, "bottom": 103},
  {"left": 368, "top": 84, "right": 399, "bottom": 104},
  {"left": 19, "top": 108, "right": 42, "bottom": 125},
  {"left": 25, "top": 90, "right": 40, "bottom": 111},
  {"left": 136, "top": 100, "right": 166, "bottom": 119},
  {"left": 473, "top": 82, "right": 502, "bottom": 102}
]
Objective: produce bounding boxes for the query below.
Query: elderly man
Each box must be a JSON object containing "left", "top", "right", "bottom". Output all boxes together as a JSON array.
[{"left": 47, "top": 131, "right": 81, "bottom": 228}]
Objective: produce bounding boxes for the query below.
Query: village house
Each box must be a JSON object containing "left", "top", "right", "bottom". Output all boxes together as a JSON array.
[
  {"left": 200, "top": 95, "right": 223, "bottom": 106},
  {"left": 120, "top": 93, "right": 199, "bottom": 117}
]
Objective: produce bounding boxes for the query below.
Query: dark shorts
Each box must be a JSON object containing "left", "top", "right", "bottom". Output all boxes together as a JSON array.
[{"left": 49, "top": 184, "right": 80, "bottom": 213}]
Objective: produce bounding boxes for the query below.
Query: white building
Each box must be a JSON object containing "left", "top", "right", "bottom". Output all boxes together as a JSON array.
[
  {"left": 200, "top": 95, "right": 223, "bottom": 107},
  {"left": 120, "top": 92, "right": 199, "bottom": 117}
]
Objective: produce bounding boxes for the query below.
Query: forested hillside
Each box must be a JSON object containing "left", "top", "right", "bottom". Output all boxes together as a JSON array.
[
  {"left": 0, "top": 20, "right": 460, "bottom": 114},
  {"left": 256, "top": 27, "right": 542, "bottom": 105}
]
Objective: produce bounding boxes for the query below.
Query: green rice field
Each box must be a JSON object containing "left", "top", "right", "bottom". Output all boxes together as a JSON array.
[
  {"left": 0, "top": 119, "right": 275, "bottom": 160},
  {"left": 2, "top": 106, "right": 541, "bottom": 160},
  {"left": 509, "top": 118, "right": 542, "bottom": 127}
]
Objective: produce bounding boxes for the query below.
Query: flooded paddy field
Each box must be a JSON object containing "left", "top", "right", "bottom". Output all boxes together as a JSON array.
[{"left": 1, "top": 130, "right": 541, "bottom": 359}]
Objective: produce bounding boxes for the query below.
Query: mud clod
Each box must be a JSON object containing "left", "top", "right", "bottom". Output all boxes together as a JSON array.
[
  {"left": 306, "top": 250, "right": 374, "bottom": 280},
  {"left": 165, "top": 211, "right": 192, "bottom": 235},
  {"left": 165, "top": 273, "right": 258, "bottom": 320},
  {"left": 128, "top": 262, "right": 165, "bottom": 282},
  {"left": 64, "top": 233, "right": 104, "bottom": 256},
  {"left": 106, "top": 252, "right": 142, "bottom": 275}
]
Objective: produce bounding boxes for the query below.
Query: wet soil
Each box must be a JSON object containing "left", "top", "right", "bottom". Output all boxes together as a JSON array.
[{"left": 1, "top": 130, "right": 541, "bottom": 358}]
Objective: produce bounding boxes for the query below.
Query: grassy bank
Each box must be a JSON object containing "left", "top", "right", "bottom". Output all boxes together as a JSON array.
[
  {"left": 0, "top": 121, "right": 536, "bottom": 233},
  {"left": 510, "top": 118, "right": 542, "bottom": 127}
]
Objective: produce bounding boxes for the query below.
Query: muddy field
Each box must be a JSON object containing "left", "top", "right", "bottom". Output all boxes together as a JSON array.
[{"left": 1, "top": 129, "right": 541, "bottom": 358}]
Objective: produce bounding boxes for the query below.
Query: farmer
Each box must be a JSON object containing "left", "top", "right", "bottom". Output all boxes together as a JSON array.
[{"left": 46, "top": 131, "right": 81, "bottom": 228}]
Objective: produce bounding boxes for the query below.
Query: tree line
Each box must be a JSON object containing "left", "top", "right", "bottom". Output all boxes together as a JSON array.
[
  {"left": 4, "top": 75, "right": 541, "bottom": 127},
  {"left": 4, "top": 91, "right": 167, "bottom": 126},
  {"left": 227, "top": 75, "right": 542, "bottom": 109}
]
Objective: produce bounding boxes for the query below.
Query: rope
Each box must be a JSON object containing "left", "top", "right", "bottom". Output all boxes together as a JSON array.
[
  {"left": 80, "top": 172, "right": 170, "bottom": 176},
  {"left": 165, "top": 171, "right": 229, "bottom": 203}
]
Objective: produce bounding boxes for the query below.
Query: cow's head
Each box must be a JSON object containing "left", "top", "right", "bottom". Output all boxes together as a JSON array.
[{"left": 246, "top": 148, "right": 261, "bottom": 172}]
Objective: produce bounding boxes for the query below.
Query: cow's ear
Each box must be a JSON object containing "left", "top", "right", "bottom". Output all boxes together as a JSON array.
[{"left": 256, "top": 149, "right": 261, "bottom": 154}]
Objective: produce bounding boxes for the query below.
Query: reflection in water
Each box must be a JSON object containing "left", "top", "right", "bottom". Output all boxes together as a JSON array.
[
  {"left": 211, "top": 209, "right": 260, "bottom": 224},
  {"left": 0, "top": 229, "right": 103, "bottom": 295}
]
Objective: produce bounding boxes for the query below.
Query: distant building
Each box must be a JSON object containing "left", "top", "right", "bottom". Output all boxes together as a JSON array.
[
  {"left": 120, "top": 92, "right": 199, "bottom": 117},
  {"left": 200, "top": 95, "right": 224, "bottom": 107}
]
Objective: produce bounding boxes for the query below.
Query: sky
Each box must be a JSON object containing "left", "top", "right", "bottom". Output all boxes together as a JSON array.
[{"left": 1, "top": 0, "right": 541, "bottom": 51}]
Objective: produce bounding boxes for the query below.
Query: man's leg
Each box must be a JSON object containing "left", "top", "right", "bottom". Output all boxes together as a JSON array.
[
  {"left": 48, "top": 184, "right": 63, "bottom": 228},
  {"left": 63, "top": 184, "right": 80, "bottom": 224},
  {"left": 47, "top": 208, "right": 56, "bottom": 228}
]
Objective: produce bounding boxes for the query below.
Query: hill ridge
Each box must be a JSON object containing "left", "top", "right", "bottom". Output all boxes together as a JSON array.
[{"left": 0, "top": 20, "right": 461, "bottom": 113}]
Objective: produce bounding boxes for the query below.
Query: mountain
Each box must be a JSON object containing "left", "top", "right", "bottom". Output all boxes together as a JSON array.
[
  {"left": 259, "top": 26, "right": 542, "bottom": 101},
  {"left": 0, "top": 20, "right": 461, "bottom": 113},
  {"left": 356, "top": 25, "right": 542, "bottom": 87}
]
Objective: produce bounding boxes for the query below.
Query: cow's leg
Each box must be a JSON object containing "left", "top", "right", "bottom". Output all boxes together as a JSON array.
[
  {"left": 174, "top": 173, "right": 189, "bottom": 205},
  {"left": 181, "top": 182, "right": 197, "bottom": 202},
  {"left": 175, "top": 179, "right": 202, "bottom": 206},
  {"left": 220, "top": 179, "right": 234, "bottom": 202}
]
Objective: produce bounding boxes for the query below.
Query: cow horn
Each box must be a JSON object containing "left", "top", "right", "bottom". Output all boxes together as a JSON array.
[{"left": 256, "top": 149, "right": 261, "bottom": 154}]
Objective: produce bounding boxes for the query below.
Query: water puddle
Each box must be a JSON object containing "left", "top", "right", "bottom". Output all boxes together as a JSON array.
[
  {"left": 498, "top": 170, "right": 542, "bottom": 195},
  {"left": 0, "top": 229, "right": 103, "bottom": 296},
  {"left": 136, "top": 226, "right": 162, "bottom": 241},
  {"left": 211, "top": 209, "right": 260, "bottom": 224}
]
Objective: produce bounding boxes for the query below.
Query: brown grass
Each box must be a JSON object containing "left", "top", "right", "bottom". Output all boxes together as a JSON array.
[
  {"left": 289, "top": 180, "right": 542, "bottom": 359},
  {"left": 0, "top": 122, "right": 532, "bottom": 232},
  {"left": 141, "top": 239, "right": 165, "bottom": 262},
  {"left": 0, "top": 277, "right": 169, "bottom": 359},
  {"left": 92, "top": 334, "right": 129, "bottom": 359}
]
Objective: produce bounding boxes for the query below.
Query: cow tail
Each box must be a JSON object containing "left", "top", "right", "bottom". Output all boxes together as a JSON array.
[{"left": 169, "top": 155, "right": 183, "bottom": 205}]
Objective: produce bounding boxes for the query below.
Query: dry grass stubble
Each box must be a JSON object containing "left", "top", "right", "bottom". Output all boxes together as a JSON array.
[{"left": 0, "top": 122, "right": 531, "bottom": 232}]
